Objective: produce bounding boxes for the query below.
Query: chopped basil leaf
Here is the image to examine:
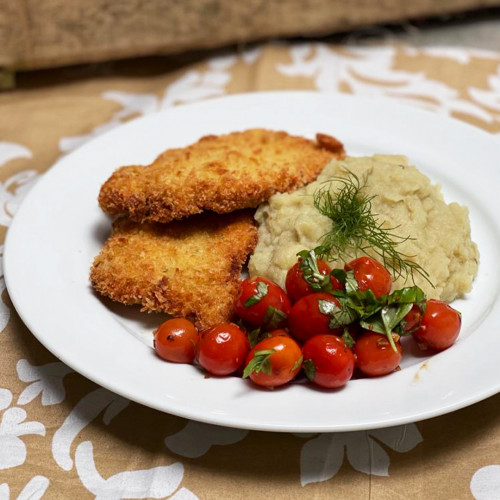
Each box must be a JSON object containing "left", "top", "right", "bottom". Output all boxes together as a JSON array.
[
  {"left": 303, "top": 359, "right": 316, "bottom": 382},
  {"left": 359, "top": 286, "right": 426, "bottom": 351},
  {"left": 318, "top": 299, "right": 357, "bottom": 329},
  {"left": 359, "top": 317, "right": 385, "bottom": 335},
  {"left": 343, "top": 289, "right": 381, "bottom": 318},
  {"left": 242, "top": 349, "right": 275, "bottom": 378},
  {"left": 263, "top": 306, "right": 287, "bottom": 329},
  {"left": 244, "top": 281, "right": 269, "bottom": 307},
  {"left": 247, "top": 328, "right": 262, "bottom": 348},
  {"left": 297, "top": 247, "right": 333, "bottom": 293},
  {"left": 291, "top": 355, "right": 303, "bottom": 373},
  {"left": 344, "top": 270, "right": 359, "bottom": 294},
  {"left": 387, "top": 286, "right": 425, "bottom": 306},
  {"left": 382, "top": 303, "right": 414, "bottom": 334},
  {"left": 342, "top": 329, "right": 356, "bottom": 349}
]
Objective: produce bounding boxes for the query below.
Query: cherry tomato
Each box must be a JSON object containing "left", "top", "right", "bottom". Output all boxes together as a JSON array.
[
  {"left": 235, "top": 277, "right": 291, "bottom": 328},
  {"left": 153, "top": 318, "right": 199, "bottom": 363},
  {"left": 285, "top": 260, "right": 342, "bottom": 303},
  {"left": 266, "top": 329, "right": 291, "bottom": 338},
  {"left": 288, "top": 293, "right": 343, "bottom": 342},
  {"left": 197, "top": 323, "right": 250, "bottom": 376},
  {"left": 345, "top": 256, "right": 391, "bottom": 298},
  {"left": 401, "top": 303, "right": 424, "bottom": 334},
  {"left": 243, "top": 336, "right": 303, "bottom": 388},
  {"left": 345, "top": 321, "right": 364, "bottom": 343},
  {"left": 302, "top": 335, "right": 355, "bottom": 389},
  {"left": 247, "top": 327, "right": 291, "bottom": 348},
  {"left": 354, "top": 331, "right": 403, "bottom": 377},
  {"left": 412, "top": 299, "right": 461, "bottom": 351}
]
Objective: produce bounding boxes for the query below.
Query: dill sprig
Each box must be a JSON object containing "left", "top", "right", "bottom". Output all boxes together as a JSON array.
[{"left": 313, "top": 170, "right": 433, "bottom": 286}]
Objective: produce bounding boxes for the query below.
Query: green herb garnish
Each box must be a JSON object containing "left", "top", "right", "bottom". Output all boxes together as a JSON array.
[
  {"left": 247, "top": 327, "right": 264, "bottom": 348},
  {"left": 291, "top": 355, "right": 303, "bottom": 373},
  {"left": 341, "top": 329, "right": 356, "bottom": 349},
  {"left": 315, "top": 280, "right": 426, "bottom": 352},
  {"left": 244, "top": 281, "right": 269, "bottom": 307},
  {"left": 318, "top": 298, "right": 357, "bottom": 329},
  {"left": 357, "top": 285, "right": 426, "bottom": 351},
  {"left": 262, "top": 306, "right": 287, "bottom": 329},
  {"left": 242, "top": 349, "right": 275, "bottom": 378},
  {"left": 313, "top": 170, "right": 432, "bottom": 286},
  {"left": 303, "top": 359, "right": 316, "bottom": 382},
  {"left": 297, "top": 247, "right": 334, "bottom": 293}
]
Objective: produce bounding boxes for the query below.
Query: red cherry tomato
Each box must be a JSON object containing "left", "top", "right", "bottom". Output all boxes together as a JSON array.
[
  {"left": 345, "top": 321, "right": 364, "bottom": 342},
  {"left": 302, "top": 335, "right": 355, "bottom": 389},
  {"left": 197, "top": 323, "right": 250, "bottom": 376},
  {"left": 247, "top": 327, "right": 291, "bottom": 349},
  {"left": 354, "top": 331, "right": 403, "bottom": 377},
  {"left": 235, "top": 277, "right": 291, "bottom": 327},
  {"left": 345, "top": 256, "right": 392, "bottom": 298},
  {"left": 401, "top": 303, "right": 424, "bottom": 334},
  {"left": 266, "top": 329, "right": 291, "bottom": 338},
  {"left": 288, "top": 293, "right": 343, "bottom": 342},
  {"left": 412, "top": 299, "right": 461, "bottom": 351},
  {"left": 285, "top": 260, "right": 342, "bottom": 303},
  {"left": 153, "top": 318, "right": 199, "bottom": 363},
  {"left": 243, "top": 336, "right": 303, "bottom": 388}
]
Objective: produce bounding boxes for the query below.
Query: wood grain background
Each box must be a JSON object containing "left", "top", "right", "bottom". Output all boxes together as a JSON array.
[{"left": 2, "top": 0, "right": 500, "bottom": 72}]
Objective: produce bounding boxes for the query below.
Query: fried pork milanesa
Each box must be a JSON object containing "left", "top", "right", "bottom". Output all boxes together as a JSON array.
[
  {"left": 98, "top": 129, "right": 345, "bottom": 223},
  {"left": 90, "top": 211, "right": 258, "bottom": 329}
]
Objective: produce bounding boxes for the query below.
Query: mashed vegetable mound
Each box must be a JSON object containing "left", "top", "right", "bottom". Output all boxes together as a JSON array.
[{"left": 248, "top": 155, "right": 479, "bottom": 302}]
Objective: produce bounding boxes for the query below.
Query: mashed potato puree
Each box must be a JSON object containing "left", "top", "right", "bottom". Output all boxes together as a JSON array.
[{"left": 249, "top": 155, "right": 479, "bottom": 302}]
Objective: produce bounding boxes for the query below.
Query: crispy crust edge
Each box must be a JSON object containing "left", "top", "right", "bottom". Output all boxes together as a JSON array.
[
  {"left": 89, "top": 212, "right": 258, "bottom": 329},
  {"left": 98, "top": 129, "right": 345, "bottom": 223}
]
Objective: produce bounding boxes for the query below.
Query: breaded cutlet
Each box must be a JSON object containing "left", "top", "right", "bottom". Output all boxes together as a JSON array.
[
  {"left": 98, "top": 129, "right": 345, "bottom": 223},
  {"left": 90, "top": 211, "right": 258, "bottom": 329}
]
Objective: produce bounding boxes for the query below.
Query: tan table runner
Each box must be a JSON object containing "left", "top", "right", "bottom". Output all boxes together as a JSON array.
[{"left": 0, "top": 43, "right": 499, "bottom": 499}]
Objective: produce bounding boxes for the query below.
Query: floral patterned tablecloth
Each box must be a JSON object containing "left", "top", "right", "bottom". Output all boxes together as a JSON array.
[{"left": 1, "top": 42, "right": 500, "bottom": 500}]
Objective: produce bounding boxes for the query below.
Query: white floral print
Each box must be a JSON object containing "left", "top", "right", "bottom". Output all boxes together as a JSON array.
[
  {"left": 299, "top": 424, "right": 423, "bottom": 485},
  {"left": 277, "top": 44, "right": 496, "bottom": 122},
  {"left": 75, "top": 441, "right": 197, "bottom": 500},
  {"left": 0, "top": 143, "right": 32, "bottom": 167},
  {"left": 471, "top": 465, "right": 500, "bottom": 500},
  {"left": 0, "top": 475, "right": 49, "bottom": 500},
  {"left": 0, "top": 170, "right": 39, "bottom": 228},
  {"left": 0, "top": 246, "right": 11, "bottom": 334},
  {"left": 58, "top": 53, "right": 239, "bottom": 154},
  {"left": 16, "top": 359, "right": 73, "bottom": 406},
  {"left": 0, "top": 142, "right": 38, "bottom": 228},
  {"left": 164, "top": 421, "right": 248, "bottom": 458},
  {"left": 58, "top": 92, "right": 159, "bottom": 152},
  {"left": 0, "top": 388, "right": 46, "bottom": 470},
  {"left": 469, "top": 63, "right": 500, "bottom": 124},
  {"left": 0, "top": 142, "right": 38, "bottom": 333},
  {"left": 0, "top": 388, "right": 12, "bottom": 411},
  {"left": 52, "top": 387, "right": 129, "bottom": 471}
]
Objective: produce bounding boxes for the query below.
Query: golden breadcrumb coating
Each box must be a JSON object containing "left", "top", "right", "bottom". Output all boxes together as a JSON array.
[
  {"left": 90, "top": 211, "right": 258, "bottom": 329},
  {"left": 98, "top": 129, "right": 345, "bottom": 223}
]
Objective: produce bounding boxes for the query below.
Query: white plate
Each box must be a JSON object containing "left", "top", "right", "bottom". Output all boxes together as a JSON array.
[{"left": 4, "top": 92, "right": 500, "bottom": 432}]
